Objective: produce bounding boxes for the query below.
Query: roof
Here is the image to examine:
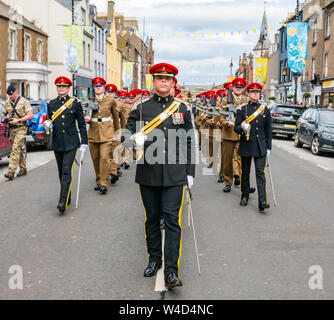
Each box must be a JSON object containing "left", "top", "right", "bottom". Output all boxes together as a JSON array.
[{"left": 0, "top": 0, "right": 48, "bottom": 37}]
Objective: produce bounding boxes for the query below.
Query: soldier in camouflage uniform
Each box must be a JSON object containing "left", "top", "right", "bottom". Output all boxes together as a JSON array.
[{"left": 1, "top": 85, "right": 33, "bottom": 180}]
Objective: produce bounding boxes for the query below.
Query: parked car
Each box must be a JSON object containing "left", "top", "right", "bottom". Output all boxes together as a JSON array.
[
  {"left": 0, "top": 99, "right": 12, "bottom": 160},
  {"left": 271, "top": 103, "right": 305, "bottom": 139},
  {"left": 294, "top": 107, "right": 334, "bottom": 155},
  {"left": 26, "top": 100, "right": 52, "bottom": 149}
]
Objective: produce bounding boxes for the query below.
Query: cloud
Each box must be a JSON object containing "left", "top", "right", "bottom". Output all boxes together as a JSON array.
[{"left": 91, "top": 0, "right": 297, "bottom": 85}]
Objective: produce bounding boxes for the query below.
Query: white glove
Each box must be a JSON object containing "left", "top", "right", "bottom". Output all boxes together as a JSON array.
[
  {"left": 241, "top": 122, "right": 251, "bottom": 133},
  {"left": 187, "top": 175, "right": 194, "bottom": 189},
  {"left": 131, "top": 133, "right": 146, "bottom": 146},
  {"left": 79, "top": 144, "right": 88, "bottom": 162},
  {"left": 267, "top": 150, "right": 271, "bottom": 157}
]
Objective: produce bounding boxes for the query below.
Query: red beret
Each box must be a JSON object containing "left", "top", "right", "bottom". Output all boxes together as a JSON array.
[
  {"left": 105, "top": 84, "right": 117, "bottom": 92},
  {"left": 128, "top": 92, "right": 136, "bottom": 98},
  {"left": 247, "top": 82, "right": 263, "bottom": 92},
  {"left": 217, "top": 89, "right": 224, "bottom": 95},
  {"left": 55, "top": 76, "right": 72, "bottom": 87},
  {"left": 205, "top": 93, "right": 214, "bottom": 98},
  {"left": 214, "top": 94, "right": 218, "bottom": 99},
  {"left": 232, "top": 78, "right": 247, "bottom": 87},
  {"left": 120, "top": 91, "right": 128, "bottom": 97},
  {"left": 175, "top": 88, "right": 181, "bottom": 94},
  {"left": 92, "top": 77, "right": 106, "bottom": 86},
  {"left": 115, "top": 90, "right": 121, "bottom": 96},
  {"left": 149, "top": 63, "right": 178, "bottom": 77},
  {"left": 223, "top": 82, "right": 232, "bottom": 89},
  {"left": 142, "top": 90, "right": 150, "bottom": 96}
]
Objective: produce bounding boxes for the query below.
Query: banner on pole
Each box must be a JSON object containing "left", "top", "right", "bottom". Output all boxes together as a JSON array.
[
  {"left": 63, "top": 26, "right": 83, "bottom": 73},
  {"left": 255, "top": 58, "right": 268, "bottom": 86},
  {"left": 145, "top": 74, "right": 153, "bottom": 90},
  {"left": 286, "top": 22, "right": 309, "bottom": 75},
  {"left": 122, "top": 61, "right": 134, "bottom": 89}
]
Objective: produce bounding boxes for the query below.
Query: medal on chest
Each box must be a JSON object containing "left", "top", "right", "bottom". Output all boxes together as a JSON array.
[{"left": 172, "top": 112, "right": 184, "bottom": 125}]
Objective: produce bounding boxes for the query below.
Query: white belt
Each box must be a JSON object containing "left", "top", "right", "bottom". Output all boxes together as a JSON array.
[{"left": 91, "top": 117, "right": 113, "bottom": 123}]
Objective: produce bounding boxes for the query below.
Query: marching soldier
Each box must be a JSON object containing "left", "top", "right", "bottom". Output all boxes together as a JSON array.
[
  {"left": 46, "top": 77, "right": 88, "bottom": 214},
  {"left": 105, "top": 83, "right": 122, "bottom": 184},
  {"left": 2, "top": 85, "right": 33, "bottom": 180},
  {"left": 217, "top": 78, "right": 249, "bottom": 192},
  {"left": 85, "top": 77, "right": 120, "bottom": 194},
  {"left": 234, "top": 83, "right": 272, "bottom": 212},
  {"left": 124, "top": 63, "right": 195, "bottom": 288}
]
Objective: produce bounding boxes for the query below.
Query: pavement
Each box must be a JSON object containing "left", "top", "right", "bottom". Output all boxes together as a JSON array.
[{"left": 0, "top": 138, "right": 334, "bottom": 300}]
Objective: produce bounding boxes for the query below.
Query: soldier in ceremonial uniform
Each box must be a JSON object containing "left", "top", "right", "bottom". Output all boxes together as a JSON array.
[
  {"left": 124, "top": 63, "right": 195, "bottom": 288},
  {"left": 46, "top": 77, "right": 88, "bottom": 214},
  {"left": 2, "top": 85, "right": 33, "bottom": 180},
  {"left": 105, "top": 83, "right": 122, "bottom": 184},
  {"left": 234, "top": 83, "right": 272, "bottom": 212},
  {"left": 85, "top": 77, "right": 120, "bottom": 194},
  {"left": 216, "top": 78, "right": 249, "bottom": 192}
]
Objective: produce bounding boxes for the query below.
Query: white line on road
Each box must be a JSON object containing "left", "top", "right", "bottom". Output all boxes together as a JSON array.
[{"left": 317, "top": 164, "right": 330, "bottom": 171}]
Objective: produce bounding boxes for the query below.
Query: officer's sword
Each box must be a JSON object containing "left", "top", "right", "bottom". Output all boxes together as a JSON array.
[
  {"left": 75, "top": 160, "right": 83, "bottom": 209},
  {"left": 186, "top": 186, "right": 201, "bottom": 275},
  {"left": 266, "top": 156, "right": 277, "bottom": 207}
]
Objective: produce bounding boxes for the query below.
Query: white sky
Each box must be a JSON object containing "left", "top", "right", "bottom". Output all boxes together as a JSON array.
[{"left": 91, "top": 0, "right": 298, "bottom": 85}]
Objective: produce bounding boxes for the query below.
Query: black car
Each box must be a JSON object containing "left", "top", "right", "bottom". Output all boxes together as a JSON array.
[
  {"left": 271, "top": 103, "right": 305, "bottom": 139},
  {"left": 294, "top": 108, "right": 334, "bottom": 155}
]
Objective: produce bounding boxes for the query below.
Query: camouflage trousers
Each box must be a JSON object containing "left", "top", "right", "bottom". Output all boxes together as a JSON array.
[{"left": 8, "top": 126, "right": 27, "bottom": 173}]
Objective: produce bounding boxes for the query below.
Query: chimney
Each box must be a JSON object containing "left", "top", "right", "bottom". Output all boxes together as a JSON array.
[{"left": 108, "top": 1, "right": 115, "bottom": 21}]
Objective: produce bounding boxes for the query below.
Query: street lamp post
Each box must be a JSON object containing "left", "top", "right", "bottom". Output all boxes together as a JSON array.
[
  {"left": 71, "top": 0, "right": 77, "bottom": 97},
  {"left": 293, "top": 0, "right": 301, "bottom": 105}
]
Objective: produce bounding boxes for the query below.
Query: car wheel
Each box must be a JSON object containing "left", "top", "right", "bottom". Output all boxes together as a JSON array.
[
  {"left": 46, "top": 135, "right": 53, "bottom": 150},
  {"left": 294, "top": 131, "right": 302, "bottom": 148},
  {"left": 311, "top": 136, "right": 321, "bottom": 155}
]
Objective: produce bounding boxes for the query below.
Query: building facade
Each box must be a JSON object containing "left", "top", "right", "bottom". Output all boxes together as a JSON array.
[{"left": 0, "top": 0, "right": 49, "bottom": 100}]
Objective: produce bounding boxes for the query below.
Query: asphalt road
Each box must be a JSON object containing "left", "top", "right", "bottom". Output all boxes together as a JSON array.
[{"left": 0, "top": 139, "right": 334, "bottom": 300}]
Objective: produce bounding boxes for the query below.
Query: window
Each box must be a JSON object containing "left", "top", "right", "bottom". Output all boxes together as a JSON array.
[
  {"left": 24, "top": 35, "right": 30, "bottom": 62},
  {"left": 102, "top": 32, "right": 104, "bottom": 54},
  {"left": 102, "top": 63, "right": 104, "bottom": 77},
  {"left": 81, "top": 8, "right": 86, "bottom": 26},
  {"left": 311, "top": 57, "right": 316, "bottom": 79},
  {"left": 94, "top": 60, "right": 97, "bottom": 76},
  {"left": 83, "top": 41, "right": 86, "bottom": 67},
  {"left": 98, "top": 30, "right": 101, "bottom": 53},
  {"left": 37, "top": 40, "right": 42, "bottom": 63},
  {"left": 88, "top": 44, "right": 91, "bottom": 68},
  {"left": 9, "top": 30, "right": 15, "bottom": 59},
  {"left": 313, "top": 19, "right": 317, "bottom": 43},
  {"left": 94, "top": 27, "right": 97, "bottom": 51},
  {"left": 325, "top": 13, "right": 331, "bottom": 38},
  {"left": 98, "top": 62, "right": 101, "bottom": 76},
  {"left": 324, "top": 53, "right": 328, "bottom": 78}
]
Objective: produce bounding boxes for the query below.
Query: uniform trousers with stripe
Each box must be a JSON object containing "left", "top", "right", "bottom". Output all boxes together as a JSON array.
[
  {"left": 139, "top": 185, "right": 185, "bottom": 278},
  {"left": 54, "top": 149, "right": 77, "bottom": 208},
  {"left": 241, "top": 156, "right": 267, "bottom": 205}
]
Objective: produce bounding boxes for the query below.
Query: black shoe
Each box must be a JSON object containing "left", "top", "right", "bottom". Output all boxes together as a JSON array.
[
  {"left": 94, "top": 184, "right": 101, "bottom": 191},
  {"left": 240, "top": 195, "right": 249, "bottom": 206},
  {"left": 124, "top": 163, "right": 130, "bottom": 170},
  {"left": 207, "top": 162, "right": 213, "bottom": 169},
  {"left": 160, "top": 218, "right": 165, "bottom": 230},
  {"left": 144, "top": 261, "right": 161, "bottom": 277},
  {"left": 259, "top": 201, "right": 270, "bottom": 212},
  {"left": 217, "top": 176, "right": 224, "bottom": 183},
  {"left": 110, "top": 174, "right": 119, "bottom": 185},
  {"left": 117, "top": 168, "right": 123, "bottom": 176},
  {"left": 57, "top": 202, "right": 66, "bottom": 214},
  {"left": 99, "top": 186, "right": 107, "bottom": 194},
  {"left": 165, "top": 273, "right": 183, "bottom": 288},
  {"left": 250, "top": 187, "right": 256, "bottom": 194},
  {"left": 223, "top": 185, "right": 231, "bottom": 193},
  {"left": 234, "top": 175, "right": 240, "bottom": 186}
]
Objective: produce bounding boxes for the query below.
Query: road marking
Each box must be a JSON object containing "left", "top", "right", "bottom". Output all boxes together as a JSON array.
[
  {"left": 39, "top": 161, "right": 50, "bottom": 167},
  {"left": 155, "top": 229, "right": 166, "bottom": 292},
  {"left": 317, "top": 164, "right": 330, "bottom": 171}
]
